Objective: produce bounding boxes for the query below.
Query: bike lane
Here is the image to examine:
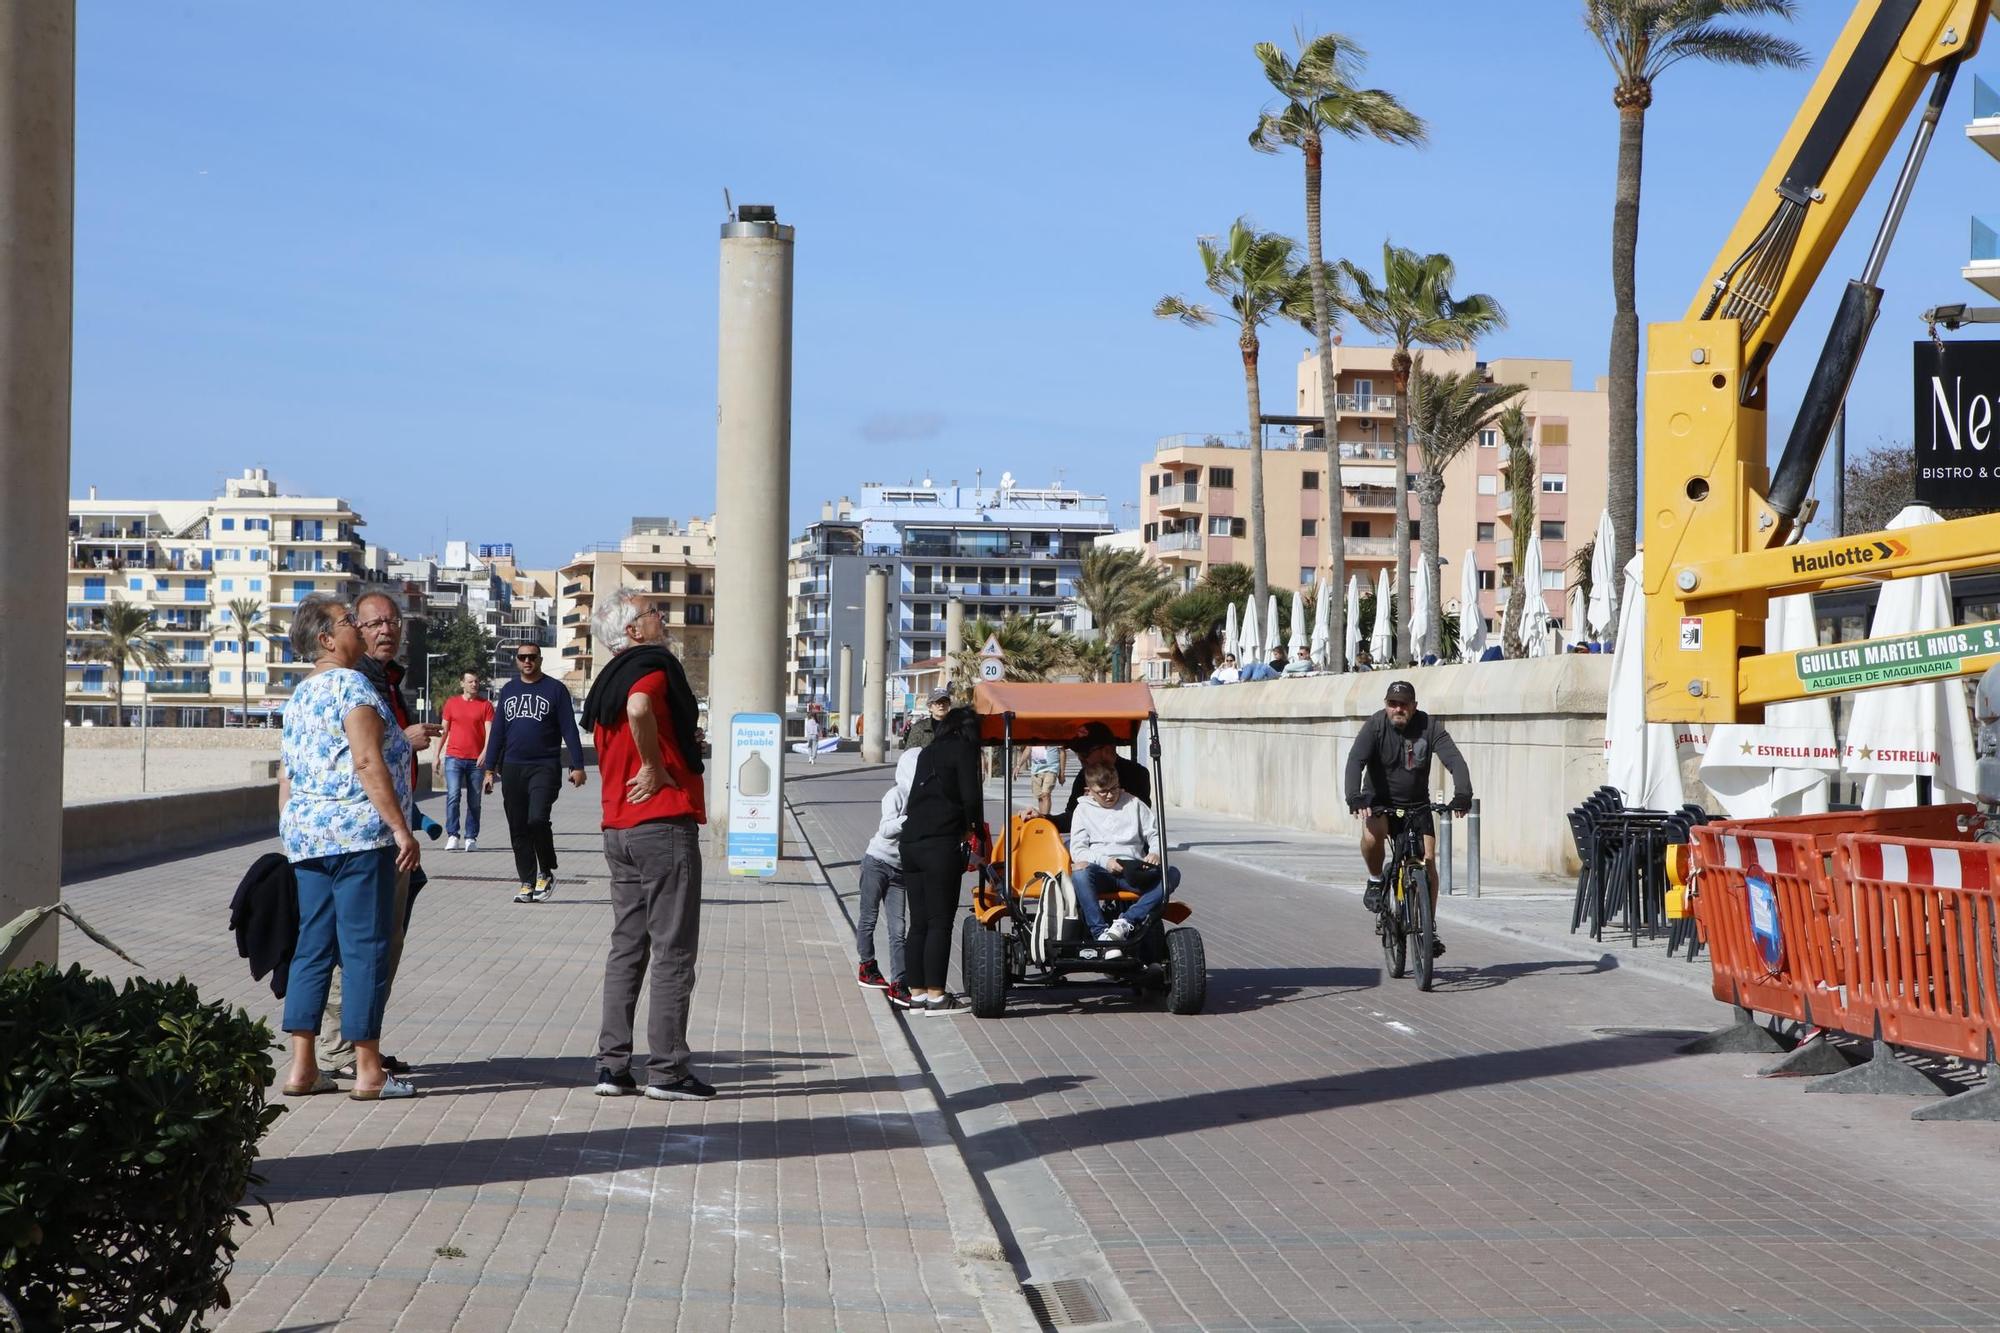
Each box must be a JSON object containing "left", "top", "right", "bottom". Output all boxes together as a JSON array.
[{"left": 793, "top": 762, "right": 2000, "bottom": 1332}]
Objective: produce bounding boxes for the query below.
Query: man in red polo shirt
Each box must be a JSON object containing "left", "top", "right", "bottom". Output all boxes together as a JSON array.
[
  {"left": 437, "top": 670, "right": 494, "bottom": 850},
  {"left": 580, "top": 590, "right": 712, "bottom": 1102}
]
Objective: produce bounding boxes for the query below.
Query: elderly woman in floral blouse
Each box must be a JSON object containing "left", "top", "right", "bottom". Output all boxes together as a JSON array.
[{"left": 277, "top": 594, "right": 420, "bottom": 1100}]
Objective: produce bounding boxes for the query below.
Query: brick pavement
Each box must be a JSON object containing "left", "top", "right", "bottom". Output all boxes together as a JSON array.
[
  {"left": 794, "top": 764, "right": 2000, "bottom": 1332},
  {"left": 57, "top": 769, "right": 1030, "bottom": 1331}
]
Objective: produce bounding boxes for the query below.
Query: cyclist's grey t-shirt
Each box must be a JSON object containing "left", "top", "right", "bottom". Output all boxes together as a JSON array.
[{"left": 1343, "top": 709, "right": 1471, "bottom": 810}]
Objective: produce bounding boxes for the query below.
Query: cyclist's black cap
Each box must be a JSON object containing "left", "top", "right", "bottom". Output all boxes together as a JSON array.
[{"left": 1383, "top": 680, "right": 1416, "bottom": 704}]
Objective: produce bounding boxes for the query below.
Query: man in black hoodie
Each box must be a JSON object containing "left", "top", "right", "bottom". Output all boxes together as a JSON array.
[{"left": 482, "top": 643, "right": 586, "bottom": 903}]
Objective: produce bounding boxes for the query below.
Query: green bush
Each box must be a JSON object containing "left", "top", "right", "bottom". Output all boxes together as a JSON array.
[{"left": 0, "top": 965, "right": 282, "bottom": 1331}]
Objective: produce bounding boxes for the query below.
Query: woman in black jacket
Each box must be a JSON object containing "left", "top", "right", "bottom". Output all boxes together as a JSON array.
[{"left": 898, "top": 705, "right": 986, "bottom": 1014}]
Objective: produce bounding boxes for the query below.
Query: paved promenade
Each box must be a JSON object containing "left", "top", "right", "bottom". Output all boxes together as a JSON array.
[
  {"left": 54, "top": 750, "right": 2000, "bottom": 1330},
  {"left": 59, "top": 770, "right": 1029, "bottom": 1331}
]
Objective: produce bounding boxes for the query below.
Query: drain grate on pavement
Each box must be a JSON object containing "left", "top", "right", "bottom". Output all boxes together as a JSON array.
[{"left": 1021, "top": 1277, "right": 1109, "bottom": 1328}]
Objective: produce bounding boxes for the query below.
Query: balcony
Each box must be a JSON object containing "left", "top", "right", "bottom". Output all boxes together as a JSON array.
[
  {"left": 1344, "top": 485, "right": 1397, "bottom": 511},
  {"left": 1334, "top": 393, "right": 1399, "bottom": 415},
  {"left": 1971, "top": 75, "right": 2000, "bottom": 164},
  {"left": 1968, "top": 215, "right": 2000, "bottom": 299},
  {"left": 1343, "top": 536, "right": 1398, "bottom": 561},
  {"left": 1155, "top": 481, "right": 1203, "bottom": 513},
  {"left": 1497, "top": 491, "right": 1513, "bottom": 515},
  {"left": 1336, "top": 442, "right": 1397, "bottom": 462},
  {"left": 1155, "top": 427, "right": 1323, "bottom": 455}
]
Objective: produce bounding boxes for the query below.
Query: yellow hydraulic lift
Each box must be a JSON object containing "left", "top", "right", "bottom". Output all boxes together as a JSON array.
[{"left": 1646, "top": 0, "right": 2000, "bottom": 724}]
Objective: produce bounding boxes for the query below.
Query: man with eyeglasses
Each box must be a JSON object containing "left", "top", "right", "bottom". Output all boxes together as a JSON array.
[
  {"left": 481, "top": 641, "right": 587, "bottom": 903},
  {"left": 1344, "top": 680, "right": 1472, "bottom": 958}
]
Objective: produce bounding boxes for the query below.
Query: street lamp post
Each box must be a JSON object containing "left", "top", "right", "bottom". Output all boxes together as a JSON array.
[{"left": 424, "top": 652, "right": 445, "bottom": 722}]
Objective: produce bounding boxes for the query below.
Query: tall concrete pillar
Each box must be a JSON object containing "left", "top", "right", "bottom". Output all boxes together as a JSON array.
[
  {"left": 0, "top": 5, "right": 75, "bottom": 967},
  {"left": 709, "top": 206, "right": 793, "bottom": 844},
  {"left": 944, "top": 598, "right": 965, "bottom": 672},
  {"left": 835, "top": 643, "right": 852, "bottom": 732},
  {"left": 861, "top": 568, "right": 887, "bottom": 763}
]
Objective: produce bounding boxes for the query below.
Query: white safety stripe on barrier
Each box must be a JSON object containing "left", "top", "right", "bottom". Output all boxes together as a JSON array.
[
  {"left": 1932, "top": 846, "right": 1963, "bottom": 890},
  {"left": 1753, "top": 837, "right": 1779, "bottom": 874},
  {"left": 1881, "top": 842, "right": 1909, "bottom": 885},
  {"left": 1723, "top": 837, "right": 1744, "bottom": 870}
]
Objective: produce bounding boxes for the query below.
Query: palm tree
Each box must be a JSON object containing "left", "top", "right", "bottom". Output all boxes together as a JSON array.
[
  {"left": 1157, "top": 220, "right": 1315, "bottom": 610},
  {"left": 1584, "top": 0, "right": 1806, "bottom": 632},
  {"left": 1337, "top": 243, "right": 1506, "bottom": 664},
  {"left": 1252, "top": 29, "right": 1425, "bottom": 686},
  {"left": 227, "top": 596, "right": 276, "bottom": 727},
  {"left": 1407, "top": 359, "right": 1527, "bottom": 658},
  {"left": 1499, "top": 402, "right": 1536, "bottom": 658},
  {"left": 1071, "top": 547, "right": 1173, "bottom": 682},
  {"left": 81, "top": 598, "right": 169, "bottom": 727},
  {"left": 953, "top": 615, "right": 1084, "bottom": 685}
]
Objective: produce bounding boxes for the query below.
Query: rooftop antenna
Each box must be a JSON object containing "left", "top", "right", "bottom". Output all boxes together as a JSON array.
[{"left": 722, "top": 187, "right": 734, "bottom": 222}]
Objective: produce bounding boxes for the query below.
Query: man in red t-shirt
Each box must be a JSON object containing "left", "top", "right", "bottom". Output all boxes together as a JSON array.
[
  {"left": 581, "top": 593, "right": 712, "bottom": 1102},
  {"left": 437, "top": 671, "right": 495, "bottom": 851}
]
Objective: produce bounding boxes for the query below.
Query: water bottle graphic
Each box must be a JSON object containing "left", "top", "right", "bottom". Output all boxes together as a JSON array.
[{"left": 738, "top": 749, "right": 771, "bottom": 798}]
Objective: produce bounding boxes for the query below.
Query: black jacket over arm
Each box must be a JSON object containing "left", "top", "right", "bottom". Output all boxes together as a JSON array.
[{"left": 229, "top": 852, "right": 298, "bottom": 998}]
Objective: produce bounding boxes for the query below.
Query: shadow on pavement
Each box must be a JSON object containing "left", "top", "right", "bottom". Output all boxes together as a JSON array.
[
  {"left": 1202, "top": 965, "right": 1381, "bottom": 1012},
  {"left": 1425, "top": 955, "right": 1619, "bottom": 994},
  {"left": 397, "top": 1048, "right": 857, "bottom": 1095},
  {"left": 956, "top": 1032, "right": 1695, "bottom": 1170},
  {"left": 256, "top": 1034, "right": 1691, "bottom": 1200}
]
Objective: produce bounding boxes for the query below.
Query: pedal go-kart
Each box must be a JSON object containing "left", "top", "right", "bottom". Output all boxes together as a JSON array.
[{"left": 959, "top": 681, "right": 1207, "bottom": 1018}]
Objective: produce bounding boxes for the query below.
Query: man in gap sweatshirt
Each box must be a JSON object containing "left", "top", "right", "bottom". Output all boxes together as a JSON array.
[{"left": 481, "top": 642, "right": 586, "bottom": 903}]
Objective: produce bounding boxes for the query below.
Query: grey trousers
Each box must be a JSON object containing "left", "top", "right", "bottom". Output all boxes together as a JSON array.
[
  {"left": 599, "top": 818, "right": 703, "bottom": 1082},
  {"left": 319, "top": 866, "right": 411, "bottom": 1065},
  {"left": 855, "top": 853, "right": 907, "bottom": 983}
]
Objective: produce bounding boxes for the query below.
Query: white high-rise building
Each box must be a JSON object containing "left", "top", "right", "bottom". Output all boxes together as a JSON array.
[{"left": 65, "top": 467, "right": 370, "bottom": 726}]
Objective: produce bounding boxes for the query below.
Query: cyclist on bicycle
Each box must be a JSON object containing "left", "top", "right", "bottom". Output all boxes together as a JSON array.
[{"left": 1343, "top": 679, "right": 1472, "bottom": 956}]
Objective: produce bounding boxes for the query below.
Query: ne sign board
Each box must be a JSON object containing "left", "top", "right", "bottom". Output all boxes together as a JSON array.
[{"left": 1913, "top": 340, "right": 2000, "bottom": 505}]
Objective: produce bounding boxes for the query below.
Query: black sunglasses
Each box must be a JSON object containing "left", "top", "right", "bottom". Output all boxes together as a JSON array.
[{"left": 517, "top": 654, "right": 541, "bottom": 662}]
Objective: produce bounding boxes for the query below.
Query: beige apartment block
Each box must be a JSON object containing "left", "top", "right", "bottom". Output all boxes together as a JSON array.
[
  {"left": 556, "top": 516, "right": 717, "bottom": 698},
  {"left": 66, "top": 467, "right": 368, "bottom": 725},
  {"left": 1134, "top": 345, "right": 1607, "bottom": 673}
]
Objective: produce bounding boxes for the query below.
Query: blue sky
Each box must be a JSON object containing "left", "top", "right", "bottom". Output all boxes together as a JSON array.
[{"left": 73, "top": 2, "right": 1995, "bottom": 566}]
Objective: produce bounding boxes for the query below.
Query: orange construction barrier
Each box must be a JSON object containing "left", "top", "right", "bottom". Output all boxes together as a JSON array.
[
  {"left": 1689, "top": 806, "right": 1975, "bottom": 1030},
  {"left": 1831, "top": 833, "right": 2000, "bottom": 1064}
]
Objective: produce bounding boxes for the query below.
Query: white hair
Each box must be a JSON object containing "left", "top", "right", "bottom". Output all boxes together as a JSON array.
[{"left": 592, "top": 587, "right": 648, "bottom": 654}]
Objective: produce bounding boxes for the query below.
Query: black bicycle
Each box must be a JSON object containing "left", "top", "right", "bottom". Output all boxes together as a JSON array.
[{"left": 1372, "top": 803, "right": 1454, "bottom": 992}]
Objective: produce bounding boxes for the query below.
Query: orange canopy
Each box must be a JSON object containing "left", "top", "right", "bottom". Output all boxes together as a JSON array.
[{"left": 971, "top": 681, "right": 1155, "bottom": 745}]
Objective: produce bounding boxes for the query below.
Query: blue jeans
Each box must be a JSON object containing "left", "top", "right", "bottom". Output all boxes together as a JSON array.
[
  {"left": 1073, "top": 861, "right": 1181, "bottom": 934},
  {"left": 443, "top": 757, "right": 481, "bottom": 839},
  {"left": 284, "top": 847, "right": 398, "bottom": 1043},
  {"left": 856, "top": 853, "right": 907, "bottom": 983}
]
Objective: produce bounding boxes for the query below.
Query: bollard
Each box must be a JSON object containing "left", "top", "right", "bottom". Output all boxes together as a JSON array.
[
  {"left": 1440, "top": 808, "right": 1456, "bottom": 892},
  {"left": 1467, "top": 798, "right": 1482, "bottom": 899}
]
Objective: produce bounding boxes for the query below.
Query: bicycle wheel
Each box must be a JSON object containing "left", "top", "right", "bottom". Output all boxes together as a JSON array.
[
  {"left": 1379, "top": 862, "right": 1408, "bottom": 980},
  {"left": 1411, "top": 866, "right": 1436, "bottom": 992}
]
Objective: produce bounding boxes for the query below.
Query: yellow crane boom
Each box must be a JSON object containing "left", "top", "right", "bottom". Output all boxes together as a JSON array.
[{"left": 1645, "top": 0, "right": 2000, "bottom": 723}]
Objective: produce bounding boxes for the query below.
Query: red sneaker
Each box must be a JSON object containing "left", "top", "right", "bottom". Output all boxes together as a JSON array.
[
  {"left": 857, "top": 960, "right": 888, "bottom": 990},
  {"left": 884, "top": 981, "right": 914, "bottom": 1009}
]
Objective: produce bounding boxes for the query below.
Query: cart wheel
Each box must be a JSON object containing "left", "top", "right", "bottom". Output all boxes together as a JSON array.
[
  {"left": 965, "top": 917, "right": 1009, "bottom": 1017},
  {"left": 1164, "top": 928, "right": 1206, "bottom": 1015}
]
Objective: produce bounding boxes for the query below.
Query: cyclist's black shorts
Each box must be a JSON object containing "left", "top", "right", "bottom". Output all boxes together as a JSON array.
[{"left": 1382, "top": 807, "right": 1435, "bottom": 841}]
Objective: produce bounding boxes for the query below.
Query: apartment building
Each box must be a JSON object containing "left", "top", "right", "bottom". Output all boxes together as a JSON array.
[
  {"left": 786, "top": 478, "right": 1114, "bottom": 717},
  {"left": 555, "top": 516, "right": 717, "bottom": 698},
  {"left": 1133, "top": 345, "right": 1607, "bottom": 672},
  {"left": 385, "top": 541, "right": 559, "bottom": 688},
  {"left": 65, "top": 467, "right": 368, "bottom": 725}
]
